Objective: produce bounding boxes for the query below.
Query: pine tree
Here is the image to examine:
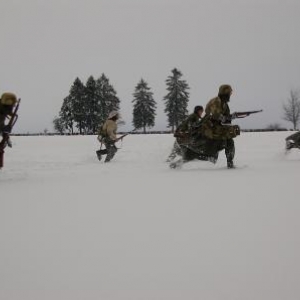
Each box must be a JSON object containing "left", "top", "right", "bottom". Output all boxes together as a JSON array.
[
  {"left": 132, "top": 79, "right": 156, "bottom": 133},
  {"left": 163, "top": 68, "right": 190, "bottom": 132},
  {"left": 57, "top": 75, "right": 121, "bottom": 135},
  {"left": 68, "top": 77, "right": 86, "bottom": 134},
  {"left": 59, "top": 96, "right": 74, "bottom": 134},
  {"left": 96, "top": 74, "right": 120, "bottom": 121},
  {"left": 84, "top": 76, "right": 98, "bottom": 134}
]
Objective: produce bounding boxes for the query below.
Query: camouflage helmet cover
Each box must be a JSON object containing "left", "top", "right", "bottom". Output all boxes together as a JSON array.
[
  {"left": 108, "top": 110, "right": 119, "bottom": 119},
  {"left": 218, "top": 85, "right": 233, "bottom": 95},
  {"left": 0, "top": 92, "right": 17, "bottom": 106}
]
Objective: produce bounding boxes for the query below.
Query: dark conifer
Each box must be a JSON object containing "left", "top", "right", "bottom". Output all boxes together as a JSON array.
[
  {"left": 132, "top": 79, "right": 156, "bottom": 133},
  {"left": 164, "top": 68, "right": 189, "bottom": 132}
]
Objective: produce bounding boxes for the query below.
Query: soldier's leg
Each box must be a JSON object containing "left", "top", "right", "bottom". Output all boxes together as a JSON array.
[
  {"left": 104, "top": 142, "right": 118, "bottom": 162},
  {"left": 197, "top": 138, "right": 219, "bottom": 164},
  {"left": 169, "top": 144, "right": 189, "bottom": 169},
  {"left": 167, "top": 141, "right": 180, "bottom": 161},
  {"left": 96, "top": 149, "right": 106, "bottom": 161},
  {"left": 225, "top": 139, "right": 235, "bottom": 168},
  {"left": 96, "top": 143, "right": 108, "bottom": 161}
]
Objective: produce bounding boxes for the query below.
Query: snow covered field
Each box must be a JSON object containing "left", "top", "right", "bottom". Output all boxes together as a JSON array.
[{"left": 0, "top": 132, "right": 299, "bottom": 300}]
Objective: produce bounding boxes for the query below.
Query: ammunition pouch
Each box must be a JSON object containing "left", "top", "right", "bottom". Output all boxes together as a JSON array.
[{"left": 200, "top": 120, "right": 240, "bottom": 140}]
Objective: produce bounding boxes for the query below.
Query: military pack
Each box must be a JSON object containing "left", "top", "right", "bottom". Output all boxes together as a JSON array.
[{"left": 200, "top": 120, "right": 240, "bottom": 140}]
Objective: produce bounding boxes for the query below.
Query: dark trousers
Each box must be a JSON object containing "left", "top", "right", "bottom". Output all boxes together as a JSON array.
[
  {"left": 225, "top": 139, "right": 235, "bottom": 163},
  {"left": 98, "top": 139, "right": 117, "bottom": 162}
]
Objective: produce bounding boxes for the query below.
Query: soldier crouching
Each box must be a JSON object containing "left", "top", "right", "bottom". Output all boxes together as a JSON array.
[{"left": 201, "top": 85, "right": 240, "bottom": 168}]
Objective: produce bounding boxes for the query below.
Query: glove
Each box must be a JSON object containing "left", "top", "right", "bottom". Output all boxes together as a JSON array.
[
  {"left": 230, "top": 112, "right": 237, "bottom": 120},
  {"left": 220, "top": 115, "right": 229, "bottom": 123}
]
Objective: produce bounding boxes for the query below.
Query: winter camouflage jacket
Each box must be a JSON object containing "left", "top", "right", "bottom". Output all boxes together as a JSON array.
[
  {"left": 0, "top": 105, "right": 10, "bottom": 133},
  {"left": 176, "top": 113, "right": 201, "bottom": 132},
  {"left": 200, "top": 96, "right": 239, "bottom": 140},
  {"left": 101, "top": 119, "right": 117, "bottom": 141},
  {"left": 204, "top": 96, "right": 230, "bottom": 122}
]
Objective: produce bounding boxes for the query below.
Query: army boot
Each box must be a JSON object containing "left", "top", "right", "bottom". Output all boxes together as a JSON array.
[
  {"left": 96, "top": 149, "right": 107, "bottom": 161},
  {"left": 169, "top": 158, "right": 184, "bottom": 169},
  {"left": 96, "top": 150, "right": 102, "bottom": 161},
  {"left": 227, "top": 160, "right": 235, "bottom": 169}
]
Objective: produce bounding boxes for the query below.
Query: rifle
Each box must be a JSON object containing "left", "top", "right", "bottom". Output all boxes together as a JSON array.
[
  {"left": 115, "top": 128, "right": 137, "bottom": 142},
  {"left": 0, "top": 99, "right": 21, "bottom": 168},
  {"left": 231, "top": 109, "right": 263, "bottom": 119}
]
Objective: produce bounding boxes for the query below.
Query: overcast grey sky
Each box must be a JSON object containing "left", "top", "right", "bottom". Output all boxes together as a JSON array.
[{"left": 1, "top": 0, "right": 300, "bottom": 133}]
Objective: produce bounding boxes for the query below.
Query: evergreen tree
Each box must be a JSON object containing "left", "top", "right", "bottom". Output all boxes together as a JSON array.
[
  {"left": 84, "top": 76, "right": 98, "bottom": 134},
  {"left": 163, "top": 68, "right": 190, "bottom": 132},
  {"left": 69, "top": 77, "right": 86, "bottom": 134},
  {"left": 59, "top": 96, "right": 75, "bottom": 134},
  {"left": 96, "top": 74, "right": 120, "bottom": 121},
  {"left": 132, "top": 79, "right": 156, "bottom": 133},
  {"left": 56, "top": 75, "right": 121, "bottom": 135}
]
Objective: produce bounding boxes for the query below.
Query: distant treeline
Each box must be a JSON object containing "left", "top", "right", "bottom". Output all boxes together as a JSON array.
[{"left": 13, "top": 128, "right": 294, "bottom": 137}]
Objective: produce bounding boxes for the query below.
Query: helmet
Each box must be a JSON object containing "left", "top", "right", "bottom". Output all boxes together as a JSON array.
[
  {"left": 0, "top": 93, "right": 17, "bottom": 106},
  {"left": 108, "top": 111, "right": 119, "bottom": 119},
  {"left": 218, "top": 85, "right": 233, "bottom": 95},
  {"left": 194, "top": 105, "right": 203, "bottom": 114}
]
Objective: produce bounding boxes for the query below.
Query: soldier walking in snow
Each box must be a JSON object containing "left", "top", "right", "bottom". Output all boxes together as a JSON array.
[{"left": 96, "top": 111, "right": 119, "bottom": 163}]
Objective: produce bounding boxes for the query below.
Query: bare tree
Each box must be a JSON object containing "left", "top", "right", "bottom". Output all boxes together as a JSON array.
[
  {"left": 53, "top": 116, "right": 65, "bottom": 134},
  {"left": 283, "top": 90, "right": 300, "bottom": 130}
]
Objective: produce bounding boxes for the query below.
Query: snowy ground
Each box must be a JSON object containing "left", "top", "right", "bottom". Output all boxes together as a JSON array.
[{"left": 0, "top": 132, "right": 299, "bottom": 300}]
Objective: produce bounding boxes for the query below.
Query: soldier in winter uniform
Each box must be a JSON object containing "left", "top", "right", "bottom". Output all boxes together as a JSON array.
[
  {"left": 285, "top": 131, "right": 300, "bottom": 151},
  {"left": 96, "top": 111, "right": 119, "bottom": 163},
  {"left": 0, "top": 93, "right": 18, "bottom": 147},
  {"left": 176, "top": 105, "right": 204, "bottom": 133},
  {"left": 167, "top": 105, "right": 204, "bottom": 161},
  {"left": 201, "top": 84, "right": 239, "bottom": 168}
]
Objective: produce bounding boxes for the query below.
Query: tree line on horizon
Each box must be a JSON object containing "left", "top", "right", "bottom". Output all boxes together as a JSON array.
[
  {"left": 54, "top": 68, "right": 300, "bottom": 134},
  {"left": 53, "top": 68, "right": 190, "bottom": 134}
]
